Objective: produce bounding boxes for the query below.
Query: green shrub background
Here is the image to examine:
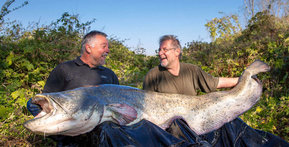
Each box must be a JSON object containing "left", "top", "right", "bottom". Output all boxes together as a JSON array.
[{"left": 0, "top": 1, "right": 288, "bottom": 146}]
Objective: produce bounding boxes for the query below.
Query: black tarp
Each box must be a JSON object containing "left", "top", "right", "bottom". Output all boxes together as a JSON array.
[{"left": 56, "top": 118, "right": 289, "bottom": 147}]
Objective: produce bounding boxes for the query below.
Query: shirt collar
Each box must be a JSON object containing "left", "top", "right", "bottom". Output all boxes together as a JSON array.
[
  {"left": 158, "top": 64, "right": 167, "bottom": 71},
  {"left": 74, "top": 56, "right": 105, "bottom": 70}
]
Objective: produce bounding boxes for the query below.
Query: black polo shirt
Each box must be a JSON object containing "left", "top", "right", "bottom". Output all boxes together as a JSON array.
[{"left": 43, "top": 56, "right": 119, "bottom": 93}]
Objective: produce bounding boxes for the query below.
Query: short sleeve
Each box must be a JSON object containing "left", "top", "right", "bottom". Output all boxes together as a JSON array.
[
  {"left": 195, "top": 66, "right": 219, "bottom": 93},
  {"left": 111, "top": 71, "right": 119, "bottom": 85},
  {"left": 142, "top": 68, "right": 158, "bottom": 91},
  {"left": 43, "top": 65, "right": 66, "bottom": 93}
]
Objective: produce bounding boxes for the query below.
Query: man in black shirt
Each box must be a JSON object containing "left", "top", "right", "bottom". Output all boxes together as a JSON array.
[
  {"left": 27, "top": 30, "right": 119, "bottom": 146},
  {"left": 42, "top": 56, "right": 118, "bottom": 93},
  {"left": 42, "top": 30, "right": 119, "bottom": 93}
]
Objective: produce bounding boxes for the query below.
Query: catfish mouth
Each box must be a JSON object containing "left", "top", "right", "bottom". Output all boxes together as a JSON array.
[
  {"left": 251, "top": 75, "right": 262, "bottom": 85},
  {"left": 25, "top": 94, "right": 77, "bottom": 136},
  {"left": 32, "top": 95, "right": 54, "bottom": 118}
]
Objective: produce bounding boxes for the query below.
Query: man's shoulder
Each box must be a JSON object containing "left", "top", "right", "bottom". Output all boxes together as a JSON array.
[
  {"left": 55, "top": 59, "right": 77, "bottom": 69},
  {"left": 148, "top": 65, "right": 164, "bottom": 74},
  {"left": 145, "top": 65, "right": 166, "bottom": 80},
  {"left": 99, "top": 66, "right": 113, "bottom": 71},
  {"left": 181, "top": 63, "right": 199, "bottom": 70},
  {"left": 98, "top": 66, "right": 117, "bottom": 75},
  {"left": 150, "top": 65, "right": 160, "bottom": 71}
]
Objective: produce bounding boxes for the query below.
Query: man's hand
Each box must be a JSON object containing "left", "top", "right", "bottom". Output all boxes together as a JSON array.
[{"left": 27, "top": 98, "right": 42, "bottom": 116}]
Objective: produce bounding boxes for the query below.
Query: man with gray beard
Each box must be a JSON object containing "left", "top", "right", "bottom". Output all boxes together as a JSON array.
[{"left": 143, "top": 35, "right": 289, "bottom": 146}]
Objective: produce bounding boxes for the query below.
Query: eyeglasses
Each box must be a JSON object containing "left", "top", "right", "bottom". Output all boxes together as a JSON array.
[{"left": 158, "top": 48, "right": 175, "bottom": 53}]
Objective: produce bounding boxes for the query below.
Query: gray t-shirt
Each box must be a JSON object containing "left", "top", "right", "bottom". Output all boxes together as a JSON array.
[{"left": 143, "top": 63, "right": 219, "bottom": 96}]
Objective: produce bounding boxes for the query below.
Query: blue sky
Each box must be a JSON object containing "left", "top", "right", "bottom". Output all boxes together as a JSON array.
[{"left": 3, "top": 0, "right": 244, "bottom": 55}]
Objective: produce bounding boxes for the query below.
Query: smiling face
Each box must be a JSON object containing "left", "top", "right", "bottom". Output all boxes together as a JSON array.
[
  {"left": 158, "top": 40, "right": 181, "bottom": 68},
  {"left": 86, "top": 35, "right": 109, "bottom": 67}
]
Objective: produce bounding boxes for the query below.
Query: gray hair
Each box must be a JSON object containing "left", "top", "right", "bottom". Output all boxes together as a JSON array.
[
  {"left": 159, "top": 35, "right": 181, "bottom": 49},
  {"left": 81, "top": 30, "right": 107, "bottom": 54}
]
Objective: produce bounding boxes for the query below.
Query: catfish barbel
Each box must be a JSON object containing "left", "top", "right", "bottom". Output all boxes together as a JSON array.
[{"left": 24, "top": 60, "right": 270, "bottom": 136}]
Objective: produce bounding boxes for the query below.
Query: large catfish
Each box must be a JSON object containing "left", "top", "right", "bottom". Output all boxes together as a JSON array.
[{"left": 24, "top": 60, "right": 270, "bottom": 136}]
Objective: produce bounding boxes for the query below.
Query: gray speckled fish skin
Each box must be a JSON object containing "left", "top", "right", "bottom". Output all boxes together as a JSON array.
[{"left": 24, "top": 60, "right": 270, "bottom": 136}]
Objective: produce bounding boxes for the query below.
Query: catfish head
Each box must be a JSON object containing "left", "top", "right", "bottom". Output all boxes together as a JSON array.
[{"left": 23, "top": 88, "right": 104, "bottom": 136}]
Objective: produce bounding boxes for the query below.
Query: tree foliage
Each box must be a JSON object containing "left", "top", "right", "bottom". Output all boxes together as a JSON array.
[
  {"left": 243, "top": 0, "right": 289, "bottom": 21},
  {"left": 0, "top": 0, "right": 28, "bottom": 25},
  {"left": 0, "top": 1, "right": 289, "bottom": 146},
  {"left": 205, "top": 14, "right": 242, "bottom": 42},
  {"left": 184, "top": 10, "right": 289, "bottom": 141}
]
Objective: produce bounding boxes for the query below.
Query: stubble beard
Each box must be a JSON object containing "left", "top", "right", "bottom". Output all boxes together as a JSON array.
[
  {"left": 160, "top": 59, "right": 169, "bottom": 68},
  {"left": 96, "top": 57, "right": 106, "bottom": 66},
  {"left": 92, "top": 53, "right": 107, "bottom": 67}
]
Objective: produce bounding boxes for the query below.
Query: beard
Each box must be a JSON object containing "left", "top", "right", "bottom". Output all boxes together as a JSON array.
[
  {"left": 95, "top": 59, "right": 105, "bottom": 66},
  {"left": 92, "top": 53, "right": 107, "bottom": 67},
  {"left": 160, "top": 58, "right": 169, "bottom": 67},
  {"left": 96, "top": 56, "right": 106, "bottom": 66},
  {"left": 160, "top": 61, "right": 168, "bottom": 67}
]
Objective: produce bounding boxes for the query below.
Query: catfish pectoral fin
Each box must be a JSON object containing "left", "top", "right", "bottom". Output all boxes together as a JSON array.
[{"left": 108, "top": 103, "right": 138, "bottom": 125}]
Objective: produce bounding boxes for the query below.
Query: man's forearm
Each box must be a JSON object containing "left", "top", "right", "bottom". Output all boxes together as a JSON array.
[{"left": 217, "top": 77, "right": 239, "bottom": 89}]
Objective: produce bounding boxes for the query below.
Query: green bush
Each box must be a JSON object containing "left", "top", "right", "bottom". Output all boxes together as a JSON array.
[{"left": 0, "top": 3, "right": 288, "bottom": 146}]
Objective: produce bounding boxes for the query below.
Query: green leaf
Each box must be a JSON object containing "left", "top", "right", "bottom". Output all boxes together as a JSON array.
[
  {"left": 284, "top": 37, "right": 289, "bottom": 43},
  {"left": 11, "top": 88, "right": 25, "bottom": 100},
  {"left": 5, "top": 51, "right": 14, "bottom": 66},
  {"left": 37, "top": 80, "right": 46, "bottom": 88}
]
